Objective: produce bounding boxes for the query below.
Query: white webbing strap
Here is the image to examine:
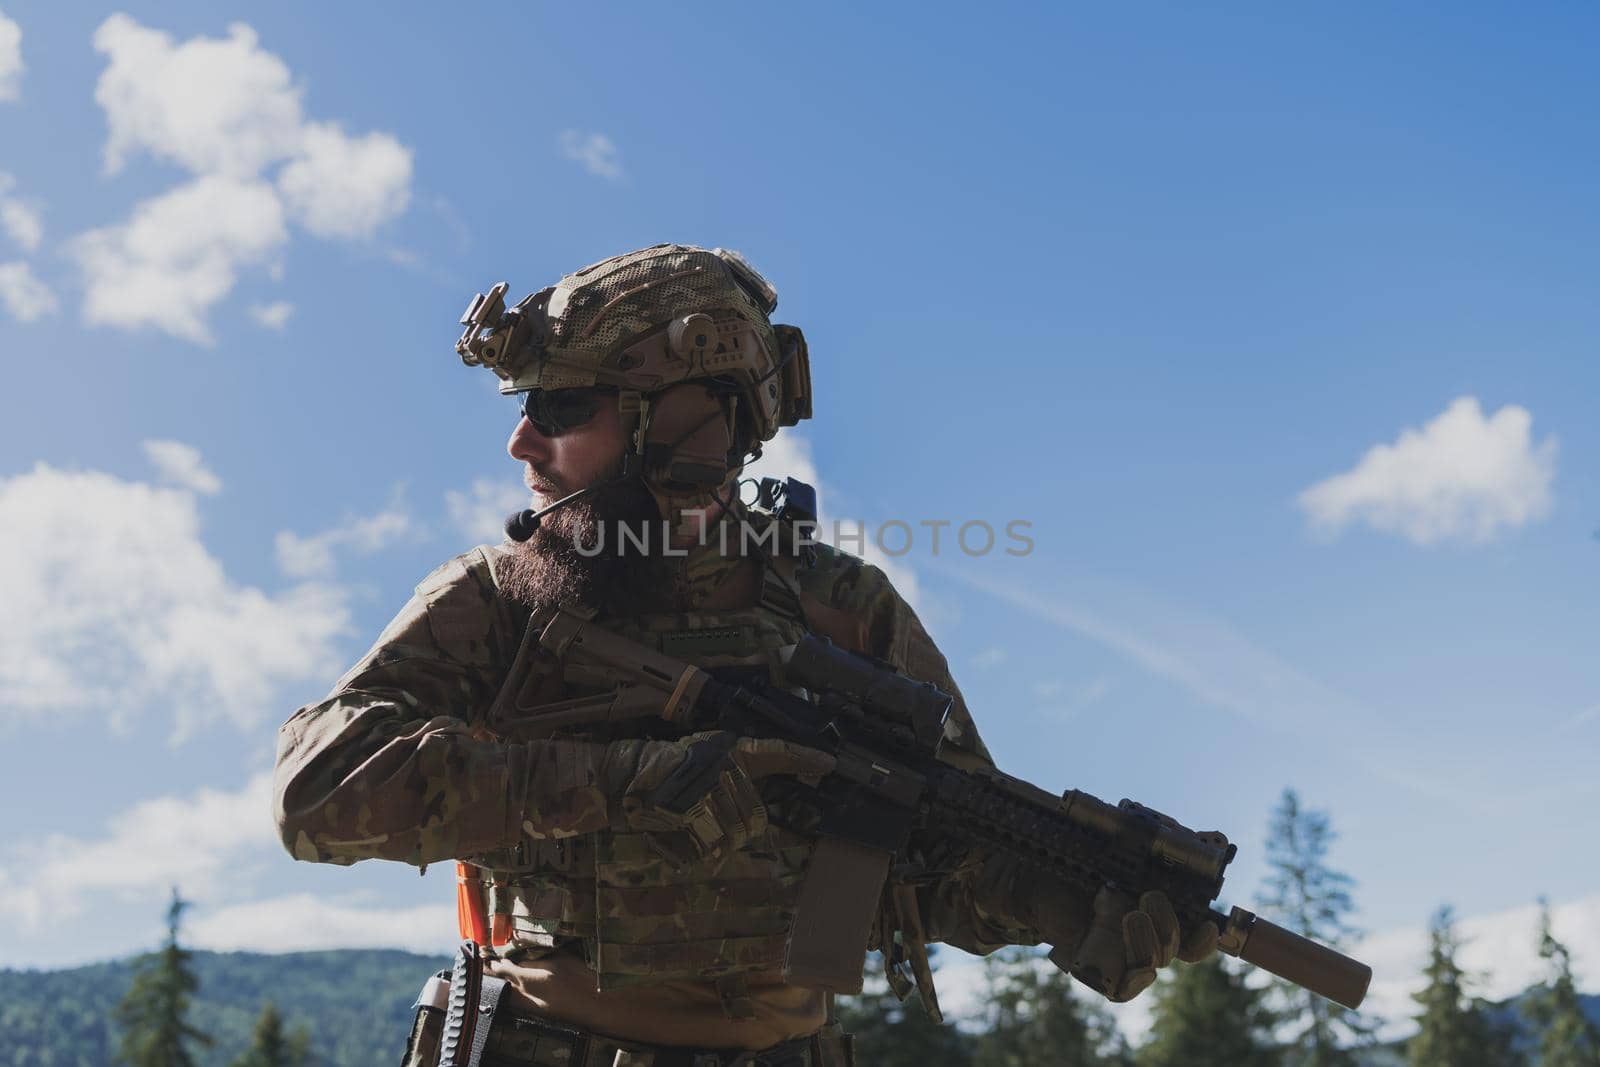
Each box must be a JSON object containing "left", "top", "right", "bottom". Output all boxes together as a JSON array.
[{"left": 412, "top": 972, "right": 450, "bottom": 1012}]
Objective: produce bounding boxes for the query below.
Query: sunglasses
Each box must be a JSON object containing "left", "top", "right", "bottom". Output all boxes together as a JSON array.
[{"left": 515, "top": 387, "right": 615, "bottom": 437}]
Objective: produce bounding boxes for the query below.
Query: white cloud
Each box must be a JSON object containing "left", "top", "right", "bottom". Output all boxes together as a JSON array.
[
  {"left": 143, "top": 438, "right": 222, "bottom": 494},
  {"left": 0, "top": 260, "right": 56, "bottom": 321},
  {"left": 0, "top": 459, "right": 349, "bottom": 738},
  {"left": 0, "top": 775, "right": 457, "bottom": 965},
  {"left": 0, "top": 773, "right": 276, "bottom": 934},
  {"left": 445, "top": 476, "right": 527, "bottom": 546},
  {"left": 943, "top": 567, "right": 1399, "bottom": 777},
  {"left": 746, "top": 430, "right": 821, "bottom": 493},
  {"left": 1557, "top": 702, "right": 1600, "bottom": 733},
  {"left": 0, "top": 9, "right": 21, "bottom": 102},
  {"left": 249, "top": 300, "right": 294, "bottom": 329},
  {"left": 0, "top": 175, "right": 54, "bottom": 323},
  {"left": 952, "top": 562, "right": 1600, "bottom": 825},
  {"left": 747, "top": 431, "right": 924, "bottom": 610},
  {"left": 72, "top": 175, "right": 288, "bottom": 344},
  {"left": 972, "top": 647, "right": 1008, "bottom": 669},
  {"left": 92, "top": 16, "right": 303, "bottom": 178},
  {"left": 386, "top": 246, "right": 422, "bottom": 269},
  {"left": 78, "top": 15, "right": 414, "bottom": 343},
  {"left": 559, "top": 130, "right": 623, "bottom": 181},
  {"left": 1030, "top": 676, "right": 1111, "bottom": 706},
  {"left": 187, "top": 894, "right": 455, "bottom": 955},
  {"left": 275, "top": 504, "right": 411, "bottom": 579},
  {"left": 0, "top": 171, "right": 42, "bottom": 250},
  {"left": 1357, "top": 894, "right": 1600, "bottom": 1040},
  {"left": 0, "top": 198, "right": 40, "bottom": 251},
  {"left": 1298, "top": 397, "right": 1557, "bottom": 546},
  {"left": 277, "top": 121, "right": 412, "bottom": 239}
]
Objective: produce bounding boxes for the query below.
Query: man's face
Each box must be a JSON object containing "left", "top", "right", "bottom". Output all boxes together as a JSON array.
[
  {"left": 506, "top": 389, "right": 628, "bottom": 504},
  {"left": 499, "top": 388, "right": 674, "bottom": 613}
]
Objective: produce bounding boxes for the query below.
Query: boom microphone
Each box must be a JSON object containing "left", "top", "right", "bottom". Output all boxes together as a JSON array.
[
  {"left": 504, "top": 457, "right": 647, "bottom": 543},
  {"left": 504, "top": 508, "right": 541, "bottom": 543},
  {"left": 503, "top": 484, "right": 602, "bottom": 543}
]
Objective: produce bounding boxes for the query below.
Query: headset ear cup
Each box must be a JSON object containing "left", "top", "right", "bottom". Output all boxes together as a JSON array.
[
  {"left": 773, "top": 325, "right": 812, "bottom": 426},
  {"left": 641, "top": 384, "right": 738, "bottom": 490}
]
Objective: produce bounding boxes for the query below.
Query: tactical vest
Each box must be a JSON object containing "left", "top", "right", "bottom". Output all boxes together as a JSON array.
[{"left": 465, "top": 537, "right": 822, "bottom": 991}]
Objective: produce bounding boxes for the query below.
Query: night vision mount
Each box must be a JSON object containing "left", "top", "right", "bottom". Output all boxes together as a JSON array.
[{"left": 455, "top": 282, "right": 555, "bottom": 387}]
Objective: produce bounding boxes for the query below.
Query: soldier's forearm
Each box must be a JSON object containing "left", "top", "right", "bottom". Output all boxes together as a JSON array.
[
  {"left": 274, "top": 696, "right": 532, "bottom": 866},
  {"left": 274, "top": 695, "right": 653, "bottom": 866}
]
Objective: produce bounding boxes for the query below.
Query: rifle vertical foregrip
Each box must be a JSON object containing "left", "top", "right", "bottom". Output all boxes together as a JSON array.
[{"left": 1218, "top": 906, "right": 1371, "bottom": 1009}]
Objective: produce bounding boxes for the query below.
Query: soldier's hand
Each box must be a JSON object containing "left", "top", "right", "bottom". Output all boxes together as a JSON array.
[
  {"left": 619, "top": 732, "right": 836, "bottom": 858},
  {"left": 1062, "top": 886, "right": 1220, "bottom": 1002}
]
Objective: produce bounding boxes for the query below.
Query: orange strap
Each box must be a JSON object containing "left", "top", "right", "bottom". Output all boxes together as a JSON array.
[
  {"left": 455, "top": 861, "right": 513, "bottom": 947},
  {"left": 455, "top": 862, "right": 489, "bottom": 945}
]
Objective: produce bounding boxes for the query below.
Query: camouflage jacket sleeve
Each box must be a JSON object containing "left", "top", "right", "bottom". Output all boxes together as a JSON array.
[
  {"left": 797, "top": 549, "right": 1084, "bottom": 956},
  {"left": 273, "top": 549, "right": 626, "bottom": 867}
]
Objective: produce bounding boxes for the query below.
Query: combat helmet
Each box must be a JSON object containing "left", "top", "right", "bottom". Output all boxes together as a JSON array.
[{"left": 455, "top": 244, "right": 811, "bottom": 507}]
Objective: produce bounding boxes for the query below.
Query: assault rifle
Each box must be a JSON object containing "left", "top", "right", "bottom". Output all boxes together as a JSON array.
[{"left": 511, "top": 607, "right": 1373, "bottom": 1014}]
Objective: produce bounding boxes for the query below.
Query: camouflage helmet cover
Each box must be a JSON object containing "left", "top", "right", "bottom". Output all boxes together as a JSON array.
[{"left": 456, "top": 244, "right": 812, "bottom": 448}]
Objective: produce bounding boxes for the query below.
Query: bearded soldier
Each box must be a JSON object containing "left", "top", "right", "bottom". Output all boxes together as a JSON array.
[{"left": 273, "top": 245, "right": 1215, "bottom": 1067}]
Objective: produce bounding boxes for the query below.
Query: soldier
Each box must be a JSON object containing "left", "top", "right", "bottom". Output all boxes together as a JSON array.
[{"left": 273, "top": 245, "right": 1215, "bottom": 1067}]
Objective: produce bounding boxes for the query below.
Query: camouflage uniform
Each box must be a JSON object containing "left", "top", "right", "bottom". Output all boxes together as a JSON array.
[
  {"left": 273, "top": 520, "right": 1053, "bottom": 1042},
  {"left": 275, "top": 245, "right": 1066, "bottom": 1061}
]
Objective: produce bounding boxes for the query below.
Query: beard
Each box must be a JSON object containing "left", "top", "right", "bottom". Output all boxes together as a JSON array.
[{"left": 497, "top": 470, "right": 680, "bottom": 615}]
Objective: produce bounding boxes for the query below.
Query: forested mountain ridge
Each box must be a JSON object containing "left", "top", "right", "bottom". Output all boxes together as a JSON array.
[
  {"left": 3, "top": 948, "right": 1597, "bottom": 1065},
  {"left": 0, "top": 948, "right": 449, "bottom": 1067}
]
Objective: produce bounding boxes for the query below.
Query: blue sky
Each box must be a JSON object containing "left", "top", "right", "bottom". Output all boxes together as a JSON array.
[{"left": 0, "top": 0, "right": 1596, "bottom": 1038}]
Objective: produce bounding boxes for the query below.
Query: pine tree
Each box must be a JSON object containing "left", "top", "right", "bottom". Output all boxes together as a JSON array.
[
  {"left": 1137, "top": 955, "right": 1280, "bottom": 1067},
  {"left": 1255, "top": 789, "right": 1376, "bottom": 1067},
  {"left": 114, "top": 888, "right": 213, "bottom": 1067},
  {"left": 1407, "top": 904, "right": 1522, "bottom": 1067},
  {"left": 1522, "top": 899, "right": 1600, "bottom": 1067},
  {"left": 835, "top": 950, "right": 977, "bottom": 1067},
  {"left": 974, "top": 946, "right": 1132, "bottom": 1067},
  {"left": 229, "top": 1002, "right": 312, "bottom": 1067}
]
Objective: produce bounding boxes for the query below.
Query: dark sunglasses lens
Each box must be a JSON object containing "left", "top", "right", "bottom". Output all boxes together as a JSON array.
[{"left": 519, "top": 389, "right": 604, "bottom": 435}]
